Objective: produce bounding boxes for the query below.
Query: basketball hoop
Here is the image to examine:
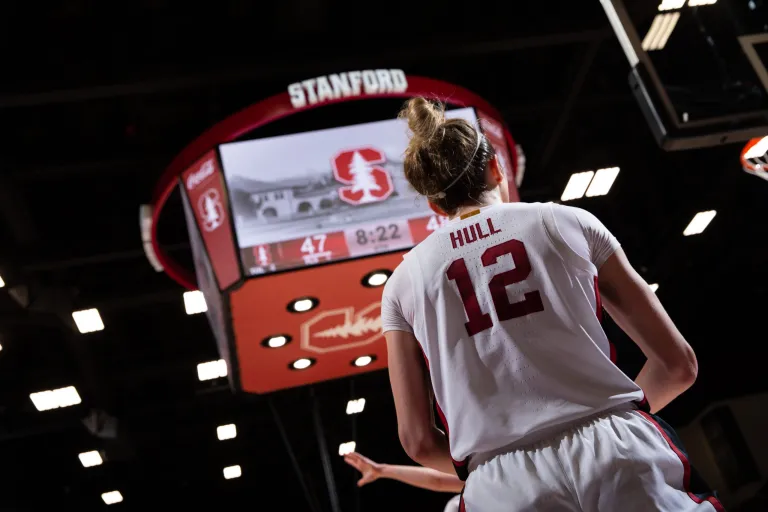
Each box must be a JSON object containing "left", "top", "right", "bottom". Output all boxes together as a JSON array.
[{"left": 741, "top": 136, "right": 768, "bottom": 182}]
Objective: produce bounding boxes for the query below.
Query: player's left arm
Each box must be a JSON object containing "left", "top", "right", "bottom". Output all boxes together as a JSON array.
[{"left": 386, "top": 329, "right": 455, "bottom": 475}]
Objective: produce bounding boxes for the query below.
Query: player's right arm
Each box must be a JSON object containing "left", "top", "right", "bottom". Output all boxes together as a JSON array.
[
  {"left": 598, "top": 248, "right": 698, "bottom": 413},
  {"left": 549, "top": 203, "right": 697, "bottom": 414}
]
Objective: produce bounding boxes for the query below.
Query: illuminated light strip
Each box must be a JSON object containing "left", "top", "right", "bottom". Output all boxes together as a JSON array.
[
  {"left": 585, "top": 167, "right": 620, "bottom": 197},
  {"left": 561, "top": 171, "right": 595, "bottom": 202},
  {"left": 683, "top": 210, "right": 716, "bottom": 236},
  {"left": 658, "top": 0, "right": 686, "bottom": 11},
  {"left": 346, "top": 398, "right": 366, "bottom": 415},
  {"left": 30, "top": 386, "right": 82, "bottom": 412},
  {"left": 643, "top": 15, "right": 667, "bottom": 51},
  {"left": 655, "top": 12, "right": 681, "bottom": 49},
  {"left": 642, "top": 12, "right": 681, "bottom": 51},
  {"left": 688, "top": 0, "right": 717, "bottom": 6},
  {"left": 339, "top": 441, "right": 356, "bottom": 456}
]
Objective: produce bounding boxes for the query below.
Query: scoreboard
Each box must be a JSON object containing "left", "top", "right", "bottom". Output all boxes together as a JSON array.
[{"left": 242, "top": 214, "right": 449, "bottom": 273}]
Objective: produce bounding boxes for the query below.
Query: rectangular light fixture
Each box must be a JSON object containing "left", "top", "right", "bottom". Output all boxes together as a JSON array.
[
  {"left": 338, "top": 441, "right": 356, "bottom": 456},
  {"left": 642, "top": 12, "right": 681, "bottom": 51},
  {"left": 658, "top": 0, "right": 686, "bottom": 10},
  {"left": 78, "top": 450, "right": 103, "bottom": 468},
  {"left": 0, "top": 274, "right": 5, "bottom": 288},
  {"left": 197, "top": 359, "right": 228, "bottom": 381},
  {"left": 346, "top": 398, "right": 366, "bottom": 415},
  {"left": 183, "top": 290, "right": 208, "bottom": 315},
  {"left": 30, "top": 386, "right": 82, "bottom": 412},
  {"left": 649, "top": 283, "right": 660, "bottom": 293},
  {"left": 223, "top": 465, "right": 242, "bottom": 479},
  {"left": 683, "top": 210, "right": 716, "bottom": 236},
  {"left": 72, "top": 308, "right": 104, "bottom": 334},
  {"left": 561, "top": 171, "right": 595, "bottom": 201},
  {"left": 585, "top": 167, "right": 620, "bottom": 197},
  {"left": 101, "top": 491, "right": 123, "bottom": 505},
  {"left": 688, "top": 0, "right": 717, "bottom": 5},
  {"left": 217, "top": 424, "right": 237, "bottom": 441}
]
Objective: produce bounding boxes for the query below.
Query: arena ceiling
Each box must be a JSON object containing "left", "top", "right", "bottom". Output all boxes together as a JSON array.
[{"left": 0, "top": 1, "right": 766, "bottom": 510}]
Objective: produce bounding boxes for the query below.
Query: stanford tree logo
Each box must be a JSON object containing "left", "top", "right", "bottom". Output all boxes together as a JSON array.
[{"left": 331, "top": 147, "right": 394, "bottom": 205}]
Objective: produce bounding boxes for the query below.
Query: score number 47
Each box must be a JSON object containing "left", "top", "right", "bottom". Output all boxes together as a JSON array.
[{"left": 300, "top": 234, "right": 328, "bottom": 254}]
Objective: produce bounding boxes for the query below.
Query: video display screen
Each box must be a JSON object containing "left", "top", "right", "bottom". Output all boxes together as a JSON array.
[{"left": 219, "top": 108, "right": 479, "bottom": 276}]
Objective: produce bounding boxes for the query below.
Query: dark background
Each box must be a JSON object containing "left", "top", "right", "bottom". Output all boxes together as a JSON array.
[{"left": 0, "top": 1, "right": 766, "bottom": 511}]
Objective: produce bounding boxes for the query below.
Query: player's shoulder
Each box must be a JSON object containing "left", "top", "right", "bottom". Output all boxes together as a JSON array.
[
  {"left": 493, "top": 201, "right": 552, "bottom": 222},
  {"left": 496, "top": 201, "right": 550, "bottom": 214},
  {"left": 382, "top": 260, "right": 411, "bottom": 300},
  {"left": 539, "top": 202, "right": 604, "bottom": 227}
]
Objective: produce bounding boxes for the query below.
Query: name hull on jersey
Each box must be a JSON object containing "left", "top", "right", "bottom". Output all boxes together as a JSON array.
[
  {"left": 450, "top": 219, "right": 502, "bottom": 249},
  {"left": 288, "top": 69, "right": 409, "bottom": 109}
]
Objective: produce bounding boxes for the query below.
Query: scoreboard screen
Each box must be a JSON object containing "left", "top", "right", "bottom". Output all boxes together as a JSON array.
[
  {"left": 219, "top": 108, "right": 478, "bottom": 276},
  {"left": 602, "top": 0, "right": 768, "bottom": 149}
]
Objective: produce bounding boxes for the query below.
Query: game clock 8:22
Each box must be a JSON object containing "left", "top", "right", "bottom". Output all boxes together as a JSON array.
[
  {"left": 345, "top": 219, "right": 414, "bottom": 257},
  {"left": 356, "top": 224, "right": 400, "bottom": 245}
]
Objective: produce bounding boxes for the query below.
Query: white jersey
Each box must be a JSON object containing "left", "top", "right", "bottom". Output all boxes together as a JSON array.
[{"left": 381, "top": 202, "right": 645, "bottom": 476}]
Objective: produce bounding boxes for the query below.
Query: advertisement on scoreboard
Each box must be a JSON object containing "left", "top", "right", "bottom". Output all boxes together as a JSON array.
[
  {"left": 219, "top": 108, "right": 479, "bottom": 275},
  {"left": 181, "top": 184, "right": 233, "bottom": 385}
]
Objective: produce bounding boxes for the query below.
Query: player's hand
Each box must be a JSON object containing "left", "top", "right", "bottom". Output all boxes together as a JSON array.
[{"left": 343, "top": 452, "right": 383, "bottom": 487}]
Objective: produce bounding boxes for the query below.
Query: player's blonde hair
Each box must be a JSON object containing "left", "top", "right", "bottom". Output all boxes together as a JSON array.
[{"left": 399, "top": 97, "right": 495, "bottom": 216}]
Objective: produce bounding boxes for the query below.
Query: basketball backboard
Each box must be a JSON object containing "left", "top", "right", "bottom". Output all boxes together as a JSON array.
[{"left": 601, "top": 0, "right": 768, "bottom": 150}]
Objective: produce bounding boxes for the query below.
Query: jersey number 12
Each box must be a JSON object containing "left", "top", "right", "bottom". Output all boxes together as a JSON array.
[{"left": 447, "top": 239, "right": 544, "bottom": 337}]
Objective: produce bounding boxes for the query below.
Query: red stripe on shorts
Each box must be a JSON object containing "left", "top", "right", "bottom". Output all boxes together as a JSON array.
[{"left": 637, "top": 411, "right": 726, "bottom": 512}]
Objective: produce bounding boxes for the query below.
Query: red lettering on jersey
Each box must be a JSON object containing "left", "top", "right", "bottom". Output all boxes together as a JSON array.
[
  {"left": 447, "top": 239, "right": 544, "bottom": 337},
  {"left": 463, "top": 225, "right": 478, "bottom": 244},
  {"left": 450, "top": 230, "right": 464, "bottom": 249},
  {"left": 476, "top": 223, "right": 490, "bottom": 239},
  {"left": 483, "top": 240, "right": 544, "bottom": 322},
  {"left": 450, "top": 219, "right": 502, "bottom": 250},
  {"left": 447, "top": 258, "right": 493, "bottom": 336}
]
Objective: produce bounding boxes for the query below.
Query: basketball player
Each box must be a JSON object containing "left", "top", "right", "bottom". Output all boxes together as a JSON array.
[
  {"left": 381, "top": 98, "right": 724, "bottom": 511},
  {"left": 344, "top": 452, "right": 463, "bottom": 512}
]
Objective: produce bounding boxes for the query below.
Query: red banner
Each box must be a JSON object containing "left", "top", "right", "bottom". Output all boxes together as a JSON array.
[{"left": 181, "top": 151, "right": 241, "bottom": 290}]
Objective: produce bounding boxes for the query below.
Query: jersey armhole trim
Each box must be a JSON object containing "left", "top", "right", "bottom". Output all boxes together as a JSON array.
[
  {"left": 403, "top": 254, "right": 428, "bottom": 342},
  {"left": 541, "top": 203, "right": 596, "bottom": 274}
]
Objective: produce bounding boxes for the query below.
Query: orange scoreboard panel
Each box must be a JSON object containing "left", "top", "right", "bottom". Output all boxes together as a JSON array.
[{"left": 230, "top": 252, "right": 406, "bottom": 393}]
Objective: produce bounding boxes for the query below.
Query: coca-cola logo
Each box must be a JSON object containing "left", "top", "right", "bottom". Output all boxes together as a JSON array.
[
  {"left": 480, "top": 118, "right": 504, "bottom": 140},
  {"left": 186, "top": 159, "right": 215, "bottom": 191}
]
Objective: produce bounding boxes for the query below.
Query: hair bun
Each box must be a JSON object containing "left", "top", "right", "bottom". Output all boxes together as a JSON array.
[{"left": 401, "top": 97, "right": 445, "bottom": 141}]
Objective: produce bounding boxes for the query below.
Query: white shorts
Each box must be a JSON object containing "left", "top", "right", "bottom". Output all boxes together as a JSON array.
[
  {"left": 461, "top": 409, "right": 725, "bottom": 511},
  {"left": 444, "top": 495, "right": 461, "bottom": 512}
]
